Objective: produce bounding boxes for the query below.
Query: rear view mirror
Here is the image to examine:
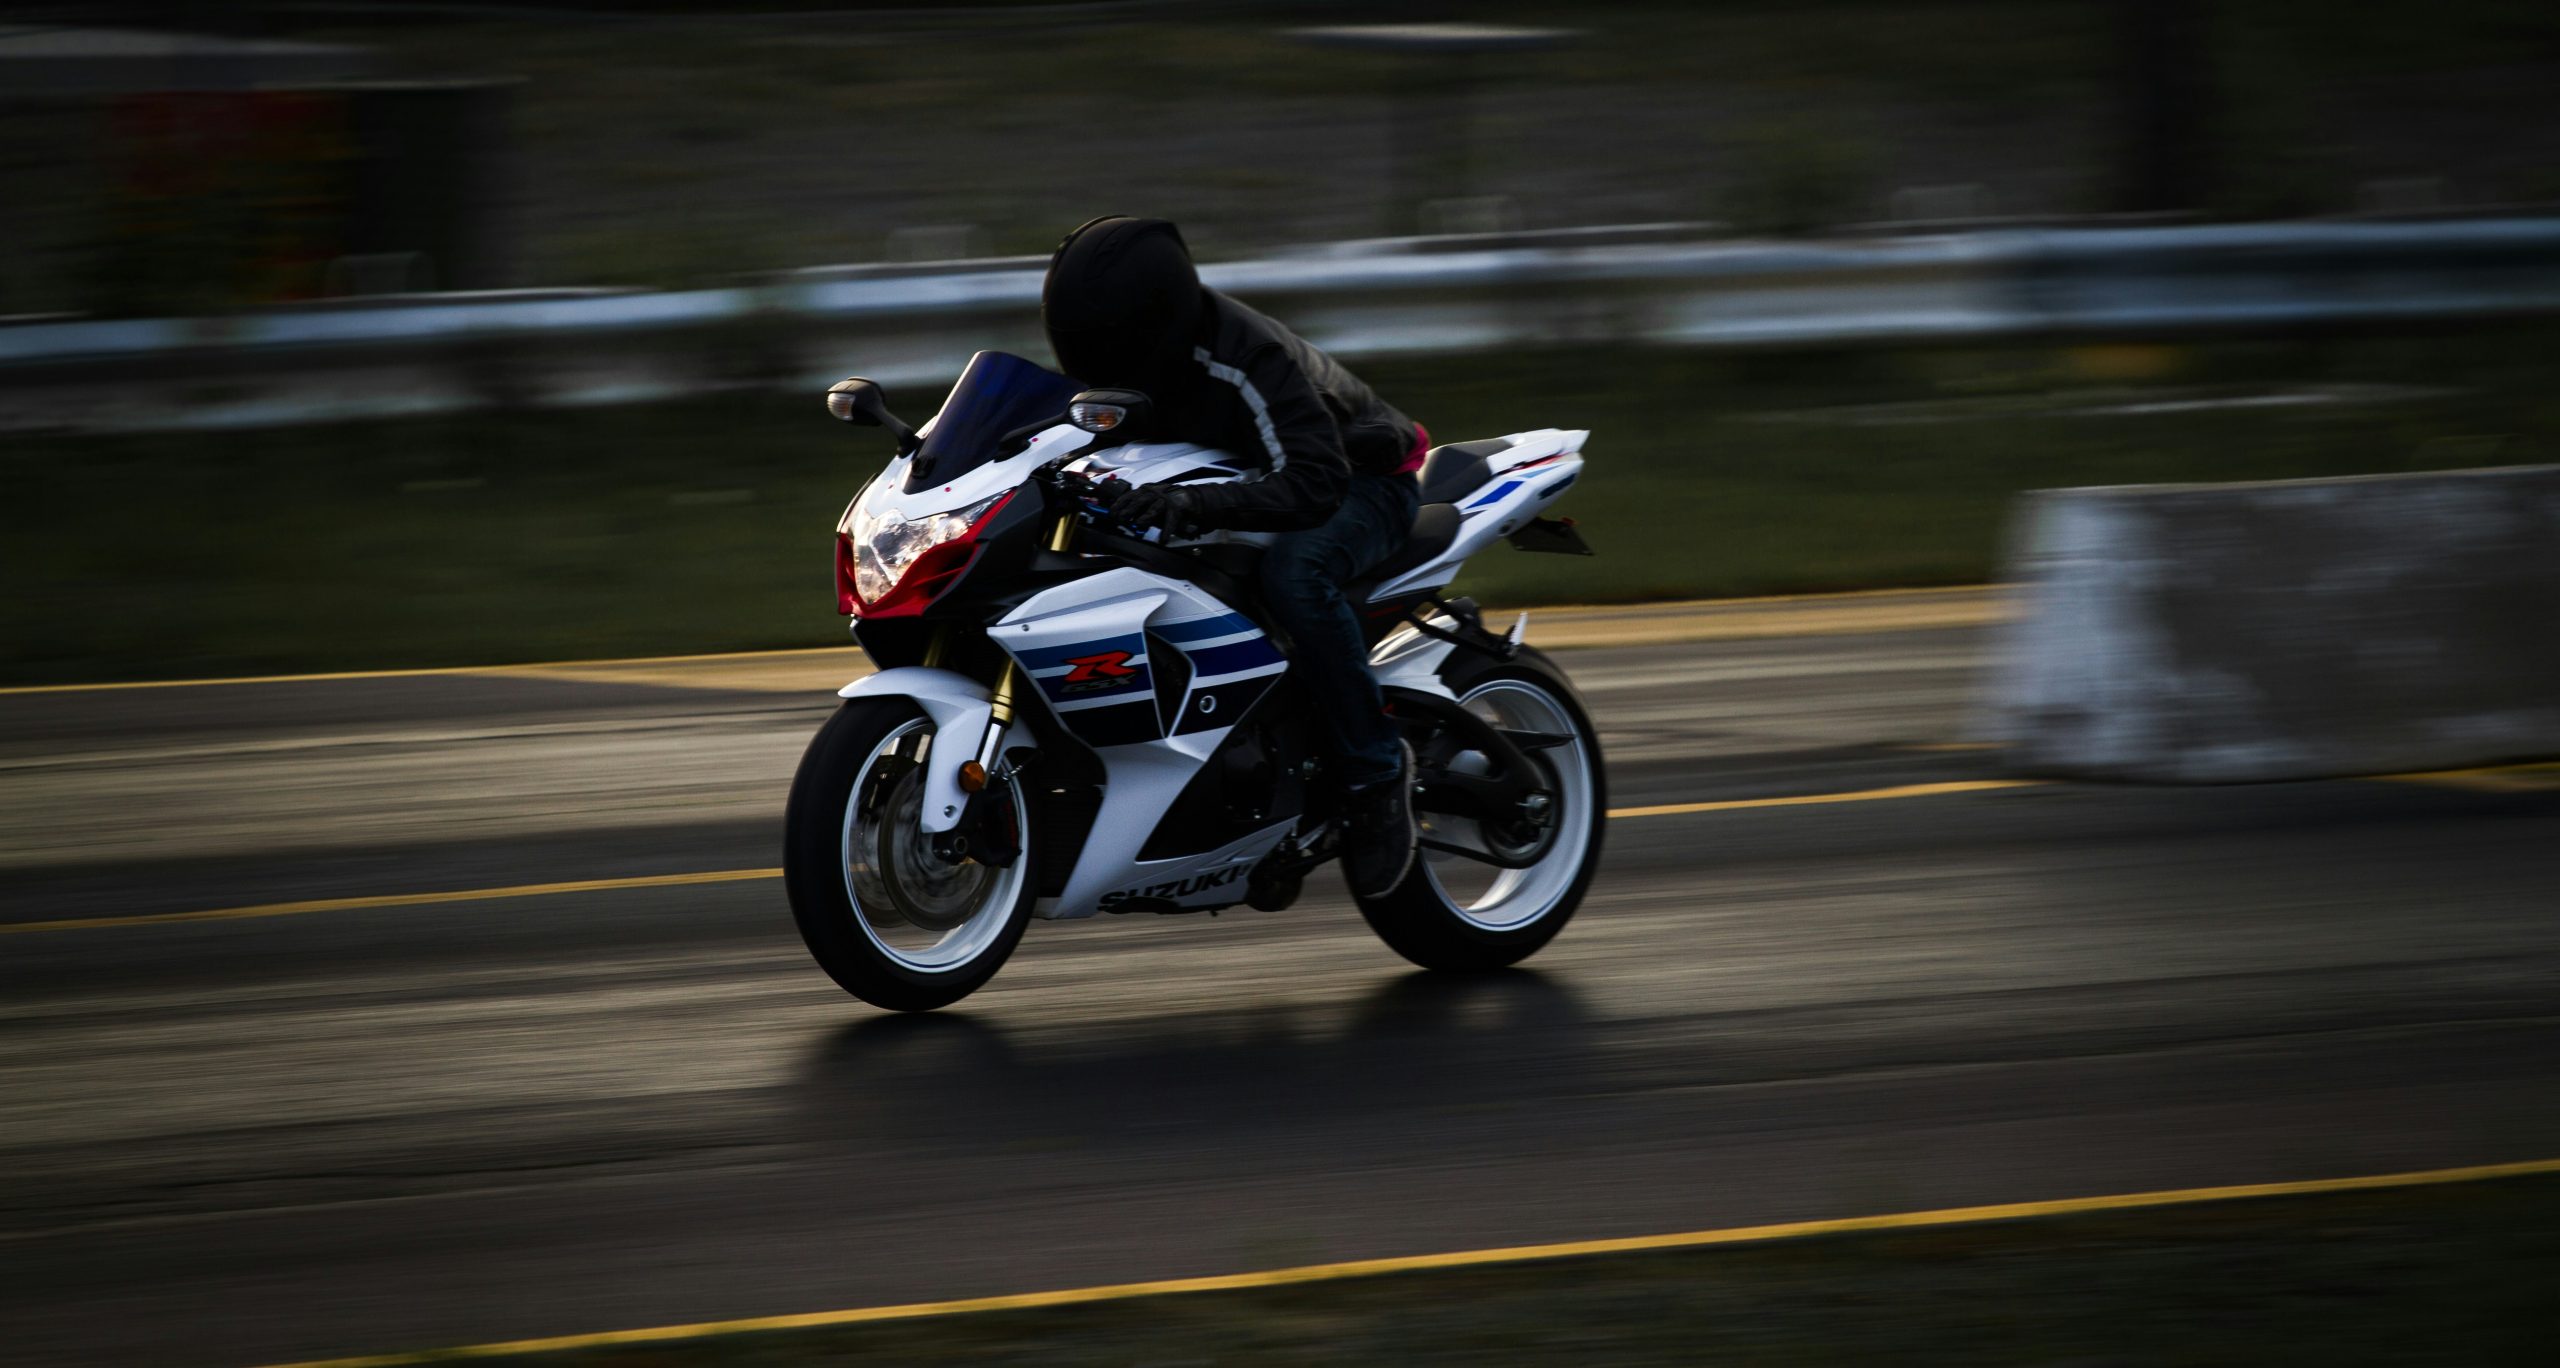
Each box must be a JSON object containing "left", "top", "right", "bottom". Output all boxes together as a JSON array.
[
  {"left": 825, "top": 377, "right": 917, "bottom": 448},
  {"left": 1068, "top": 389, "right": 1153, "bottom": 437}
]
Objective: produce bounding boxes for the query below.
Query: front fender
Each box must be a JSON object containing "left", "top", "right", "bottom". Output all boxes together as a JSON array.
[{"left": 836, "top": 666, "right": 1022, "bottom": 835}]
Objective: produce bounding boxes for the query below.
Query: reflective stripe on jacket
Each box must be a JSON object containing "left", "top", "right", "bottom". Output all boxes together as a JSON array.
[{"left": 1156, "top": 290, "right": 1420, "bottom": 533}]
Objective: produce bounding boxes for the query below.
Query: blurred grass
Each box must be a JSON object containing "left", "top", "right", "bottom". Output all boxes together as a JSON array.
[
  {"left": 5, "top": 330, "right": 2555, "bottom": 686},
  {"left": 429, "top": 1168, "right": 2560, "bottom": 1365}
]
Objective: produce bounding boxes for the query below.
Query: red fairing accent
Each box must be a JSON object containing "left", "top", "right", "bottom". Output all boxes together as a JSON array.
[
  {"left": 835, "top": 534, "right": 862, "bottom": 616},
  {"left": 861, "top": 538, "right": 983, "bottom": 618},
  {"left": 851, "top": 489, "right": 1017, "bottom": 620}
]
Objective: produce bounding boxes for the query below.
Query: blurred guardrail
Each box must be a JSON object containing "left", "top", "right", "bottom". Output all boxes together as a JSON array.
[{"left": 5, "top": 216, "right": 2559, "bottom": 433}]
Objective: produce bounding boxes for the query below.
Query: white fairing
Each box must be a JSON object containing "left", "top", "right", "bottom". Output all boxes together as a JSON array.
[
  {"left": 989, "top": 566, "right": 1293, "bottom": 919},
  {"left": 1367, "top": 616, "right": 1464, "bottom": 702},
  {"left": 1063, "top": 441, "right": 1277, "bottom": 552},
  {"left": 850, "top": 422, "right": 1094, "bottom": 524},
  {"left": 1371, "top": 428, "right": 1588, "bottom": 599},
  {"left": 1067, "top": 439, "right": 1237, "bottom": 485}
]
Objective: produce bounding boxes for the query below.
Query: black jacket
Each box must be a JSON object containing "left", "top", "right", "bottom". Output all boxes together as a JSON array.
[{"left": 1138, "top": 290, "right": 1420, "bottom": 533}]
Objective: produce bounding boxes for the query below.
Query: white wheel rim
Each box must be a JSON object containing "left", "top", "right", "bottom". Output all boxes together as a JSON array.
[
  {"left": 1419, "top": 679, "right": 1595, "bottom": 932},
  {"left": 840, "top": 717, "right": 1028, "bottom": 973}
]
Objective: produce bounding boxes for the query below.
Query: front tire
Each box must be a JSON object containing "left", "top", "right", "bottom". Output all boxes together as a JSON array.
[
  {"left": 784, "top": 699, "right": 1036, "bottom": 1012},
  {"left": 1355, "top": 650, "right": 1606, "bottom": 972}
]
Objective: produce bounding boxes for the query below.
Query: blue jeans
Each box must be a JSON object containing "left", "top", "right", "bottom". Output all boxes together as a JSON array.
[{"left": 1259, "top": 472, "right": 1422, "bottom": 790}]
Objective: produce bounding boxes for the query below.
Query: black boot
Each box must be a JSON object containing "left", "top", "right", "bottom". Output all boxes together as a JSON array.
[{"left": 1340, "top": 741, "right": 1417, "bottom": 898}]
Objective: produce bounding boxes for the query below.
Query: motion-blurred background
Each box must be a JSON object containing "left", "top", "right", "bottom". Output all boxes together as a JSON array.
[
  {"left": 3, "top": 0, "right": 2555, "bottom": 679},
  {"left": 7, "top": 9, "right": 2560, "bottom": 1366}
]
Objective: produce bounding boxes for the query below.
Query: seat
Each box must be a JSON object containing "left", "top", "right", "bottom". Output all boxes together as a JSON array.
[
  {"left": 1350, "top": 502, "right": 1463, "bottom": 596},
  {"left": 1149, "top": 496, "right": 1461, "bottom": 620},
  {"left": 1415, "top": 437, "right": 1513, "bottom": 504}
]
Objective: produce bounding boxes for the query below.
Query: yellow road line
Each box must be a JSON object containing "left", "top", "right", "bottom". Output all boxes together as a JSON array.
[
  {"left": 259, "top": 1153, "right": 2560, "bottom": 1368},
  {"left": 2386, "top": 764, "right": 2560, "bottom": 793},
  {"left": 1610, "top": 778, "right": 2042, "bottom": 818},
  {"left": 13, "top": 757, "right": 2553, "bottom": 937},
  {"left": 0, "top": 869, "right": 782, "bottom": 936},
  {"left": 1537, "top": 583, "right": 1996, "bottom": 614},
  {"left": 2, "top": 780, "right": 2038, "bottom": 937}
]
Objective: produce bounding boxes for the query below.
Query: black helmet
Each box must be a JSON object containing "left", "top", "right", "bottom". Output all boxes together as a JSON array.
[{"left": 1042, "top": 216, "right": 1202, "bottom": 388}]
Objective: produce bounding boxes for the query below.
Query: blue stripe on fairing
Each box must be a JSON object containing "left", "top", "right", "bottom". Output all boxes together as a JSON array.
[
  {"left": 1154, "top": 612, "right": 1253, "bottom": 644},
  {"left": 1464, "top": 478, "right": 1523, "bottom": 509},
  {"left": 1184, "top": 636, "right": 1285, "bottom": 677},
  {"left": 1012, "top": 633, "right": 1143, "bottom": 672}
]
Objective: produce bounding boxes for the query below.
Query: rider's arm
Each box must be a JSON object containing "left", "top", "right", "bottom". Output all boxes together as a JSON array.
[{"left": 1176, "top": 343, "right": 1350, "bottom": 533}]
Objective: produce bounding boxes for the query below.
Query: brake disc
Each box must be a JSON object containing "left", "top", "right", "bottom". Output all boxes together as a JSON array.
[{"left": 852, "top": 750, "right": 994, "bottom": 934}]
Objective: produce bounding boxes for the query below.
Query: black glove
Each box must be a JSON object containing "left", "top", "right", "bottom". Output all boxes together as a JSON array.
[{"left": 1104, "top": 482, "right": 1201, "bottom": 538}]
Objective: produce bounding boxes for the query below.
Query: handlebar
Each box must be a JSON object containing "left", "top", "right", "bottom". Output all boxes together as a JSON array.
[
  {"left": 1034, "top": 461, "right": 1159, "bottom": 539},
  {"left": 1032, "top": 460, "right": 1109, "bottom": 512},
  {"left": 1033, "top": 460, "right": 1102, "bottom": 497}
]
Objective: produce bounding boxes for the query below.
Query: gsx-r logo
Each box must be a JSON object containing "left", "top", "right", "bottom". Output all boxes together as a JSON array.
[{"left": 1059, "top": 650, "right": 1143, "bottom": 695}]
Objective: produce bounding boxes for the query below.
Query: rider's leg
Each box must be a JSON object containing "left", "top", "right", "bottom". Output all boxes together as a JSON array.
[{"left": 1258, "top": 470, "right": 1422, "bottom": 788}]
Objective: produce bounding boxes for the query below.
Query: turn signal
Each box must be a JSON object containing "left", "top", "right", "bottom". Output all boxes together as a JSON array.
[{"left": 1069, "top": 401, "right": 1127, "bottom": 432}]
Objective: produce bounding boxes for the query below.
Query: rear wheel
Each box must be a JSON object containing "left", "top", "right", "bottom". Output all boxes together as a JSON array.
[
  {"left": 1355, "top": 650, "right": 1605, "bottom": 971},
  {"left": 784, "top": 699, "right": 1036, "bottom": 1011}
]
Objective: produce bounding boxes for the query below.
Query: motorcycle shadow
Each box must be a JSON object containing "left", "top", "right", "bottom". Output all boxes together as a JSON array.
[{"left": 791, "top": 969, "right": 1598, "bottom": 1156}]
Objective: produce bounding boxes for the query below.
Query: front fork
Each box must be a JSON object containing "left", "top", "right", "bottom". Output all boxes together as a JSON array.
[
  {"left": 921, "top": 622, "right": 1029, "bottom": 868},
  {"left": 958, "top": 500, "right": 1076, "bottom": 790},
  {"left": 922, "top": 506, "right": 1078, "bottom": 867}
]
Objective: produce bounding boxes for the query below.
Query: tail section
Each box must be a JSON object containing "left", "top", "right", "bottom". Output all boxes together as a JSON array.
[{"left": 1369, "top": 428, "right": 1588, "bottom": 600}]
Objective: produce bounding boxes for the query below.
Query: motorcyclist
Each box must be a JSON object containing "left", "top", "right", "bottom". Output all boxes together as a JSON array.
[{"left": 1042, "top": 215, "right": 1427, "bottom": 898}]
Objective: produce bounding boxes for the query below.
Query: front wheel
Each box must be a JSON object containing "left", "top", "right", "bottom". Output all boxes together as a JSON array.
[
  {"left": 783, "top": 699, "right": 1036, "bottom": 1011},
  {"left": 1355, "top": 650, "right": 1606, "bottom": 971}
]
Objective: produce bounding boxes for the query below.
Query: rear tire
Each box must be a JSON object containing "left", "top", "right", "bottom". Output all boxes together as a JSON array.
[
  {"left": 784, "top": 698, "right": 1036, "bottom": 1012},
  {"left": 1354, "top": 649, "right": 1605, "bottom": 971}
]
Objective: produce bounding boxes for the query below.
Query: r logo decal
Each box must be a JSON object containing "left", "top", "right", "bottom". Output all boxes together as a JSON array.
[{"left": 1060, "top": 650, "right": 1142, "bottom": 693}]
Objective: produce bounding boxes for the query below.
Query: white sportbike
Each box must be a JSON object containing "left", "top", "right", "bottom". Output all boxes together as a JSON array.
[{"left": 786, "top": 351, "right": 1605, "bottom": 1010}]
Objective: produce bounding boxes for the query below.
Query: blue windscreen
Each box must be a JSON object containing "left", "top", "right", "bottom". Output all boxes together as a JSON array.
[{"left": 904, "top": 351, "right": 1084, "bottom": 490}]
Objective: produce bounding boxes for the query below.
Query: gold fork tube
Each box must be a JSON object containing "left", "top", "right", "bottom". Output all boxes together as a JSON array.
[{"left": 987, "top": 659, "right": 1022, "bottom": 727}]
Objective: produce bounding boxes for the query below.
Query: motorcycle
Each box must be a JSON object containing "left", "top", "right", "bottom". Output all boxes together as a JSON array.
[{"left": 783, "top": 349, "right": 1605, "bottom": 1010}]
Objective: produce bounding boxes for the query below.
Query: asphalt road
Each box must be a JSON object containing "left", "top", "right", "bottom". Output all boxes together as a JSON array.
[{"left": 2, "top": 604, "right": 2555, "bottom": 1367}]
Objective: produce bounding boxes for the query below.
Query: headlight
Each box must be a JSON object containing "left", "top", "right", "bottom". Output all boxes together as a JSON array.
[{"left": 850, "top": 492, "right": 1007, "bottom": 606}]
